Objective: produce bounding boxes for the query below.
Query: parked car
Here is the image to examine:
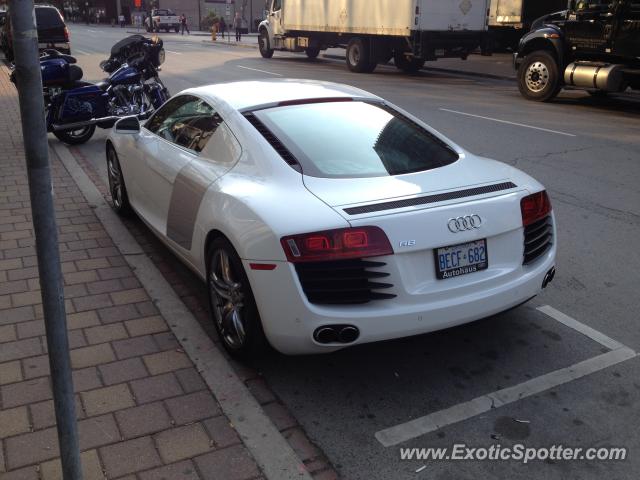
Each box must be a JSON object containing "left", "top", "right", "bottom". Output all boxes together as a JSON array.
[
  {"left": 106, "top": 80, "right": 557, "bottom": 358},
  {"left": 0, "top": 11, "right": 7, "bottom": 52},
  {"left": 2, "top": 5, "right": 70, "bottom": 62},
  {"left": 149, "top": 9, "right": 180, "bottom": 33}
]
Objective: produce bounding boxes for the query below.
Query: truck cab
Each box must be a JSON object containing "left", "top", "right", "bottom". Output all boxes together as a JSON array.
[{"left": 515, "top": 0, "right": 640, "bottom": 101}]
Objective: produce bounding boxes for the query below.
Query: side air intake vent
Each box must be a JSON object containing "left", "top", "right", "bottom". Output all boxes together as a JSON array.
[
  {"left": 523, "top": 216, "right": 553, "bottom": 265},
  {"left": 243, "top": 113, "right": 299, "bottom": 167},
  {"left": 295, "top": 259, "right": 396, "bottom": 305}
]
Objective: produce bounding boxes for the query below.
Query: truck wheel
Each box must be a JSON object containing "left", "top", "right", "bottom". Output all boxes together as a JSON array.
[
  {"left": 394, "top": 51, "right": 425, "bottom": 74},
  {"left": 518, "top": 50, "right": 561, "bottom": 102},
  {"left": 306, "top": 47, "right": 320, "bottom": 59},
  {"left": 346, "top": 38, "right": 374, "bottom": 73},
  {"left": 259, "top": 30, "right": 274, "bottom": 58}
]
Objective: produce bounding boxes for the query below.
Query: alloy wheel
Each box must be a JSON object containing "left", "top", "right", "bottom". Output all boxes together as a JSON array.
[
  {"left": 209, "top": 248, "right": 247, "bottom": 349},
  {"left": 107, "top": 150, "right": 123, "bottom": 209}
]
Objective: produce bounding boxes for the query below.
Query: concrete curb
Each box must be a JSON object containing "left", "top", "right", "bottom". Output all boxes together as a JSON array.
[
  {"left": 201, "top": 39, "right": 258, "bottom": 50},
  {"left": 51, "top": 141, "right": 313, "bottom": 480}
]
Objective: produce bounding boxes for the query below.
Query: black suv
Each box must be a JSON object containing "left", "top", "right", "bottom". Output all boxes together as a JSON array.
[{"left": 2, "top": 5, "right": 70, "bottom": 62}]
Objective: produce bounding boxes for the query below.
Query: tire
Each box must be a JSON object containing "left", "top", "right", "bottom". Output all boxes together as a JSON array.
[
  {"left": 305, "top": 47, "right": 320, "bottom": 59},
  {"left": 394, "top": 51, "right": 425, "bottom": 74},
  {"left": 207, "top": 237, "right": 268, "bottom": 359},
  {"left": 53, "top": 125, "right": 96, "bottom": 145},
  {"left": 346, "top": 37, "right": 375, "bottom": 73},
  {"left": 258, "top": 30, "right": 274, "bottom": 58},
  {"left": 518, "top": 50, "right": 561, "bottom": 102},
  {"left": 175, "top": 27, "right": 179, "bottom": 33},
  {"left": 106, "top": 146, "right": 133, "bottom": 216}
]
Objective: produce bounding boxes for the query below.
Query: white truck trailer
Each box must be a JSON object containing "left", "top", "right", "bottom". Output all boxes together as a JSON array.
[{"left": 258, "top": 0, "right": 492, "bottom": 73}]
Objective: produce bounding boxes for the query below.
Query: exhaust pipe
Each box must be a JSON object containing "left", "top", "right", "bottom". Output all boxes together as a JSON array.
[
  {"left": 313, "top": 325, "right": 360, "bottom": 344},
  {"left": 542, "top": 267, "right": 556, "bottom": 289},
  {"left": 338, "top": 326, "right": 359, "bottom": 343},
  {"left": 51, "top": 111, "right": 153, "bottom": 132},
  {"left": 314, "top": 327, "right": 338, "bottom": 344},
  {"left": 51, "top": 116, "right": 121, "bottom": 131}
]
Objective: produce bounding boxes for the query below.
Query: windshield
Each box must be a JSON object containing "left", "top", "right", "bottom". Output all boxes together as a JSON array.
[
  {"left": 35, "top": 7, "right": 64, "bottom": 29},
  {"left": 253, "top": 101, "right": 459, "bottom": 178}
]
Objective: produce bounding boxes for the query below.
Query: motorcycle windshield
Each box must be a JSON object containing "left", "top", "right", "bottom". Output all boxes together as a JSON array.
[{"left": 110, "top": 35, "right": 147, "bottom": 57}]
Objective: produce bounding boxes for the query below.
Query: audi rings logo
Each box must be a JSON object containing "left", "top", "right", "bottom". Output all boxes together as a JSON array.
[{"left": 447, "top": 215, "right": 483, "bottom": 233}]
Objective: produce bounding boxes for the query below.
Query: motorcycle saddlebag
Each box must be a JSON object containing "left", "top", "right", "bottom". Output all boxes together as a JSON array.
[{"left": 41, "top": 58, "right": 83, "bottom": 87}]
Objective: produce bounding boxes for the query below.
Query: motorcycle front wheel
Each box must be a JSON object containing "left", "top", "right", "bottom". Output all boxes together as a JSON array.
[{"left": 53, "top": 125, "right": 96, "bottom": 145}]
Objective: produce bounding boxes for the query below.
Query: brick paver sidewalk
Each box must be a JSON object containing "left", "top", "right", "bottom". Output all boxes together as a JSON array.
[{"left": 0, "top": 66, "right": 263, "bottom": 479}]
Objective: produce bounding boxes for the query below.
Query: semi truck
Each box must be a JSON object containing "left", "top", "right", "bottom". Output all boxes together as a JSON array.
[
  {"left": 258, "top": 0, "right": 492, "bottom": 73},
  {"left": 488, "top": 0, "right": 568, "bottom": 49},
  {"left": 515, "top": 0, "right": 640, "bottom": 101}
]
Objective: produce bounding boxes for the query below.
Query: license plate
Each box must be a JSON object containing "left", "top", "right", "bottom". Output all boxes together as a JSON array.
[{"left": 435, "top": 239, "right": 488, "bottom": 280}]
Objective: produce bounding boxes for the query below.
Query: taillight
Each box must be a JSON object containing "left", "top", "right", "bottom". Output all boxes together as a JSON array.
[
  {"left": 520, "top": 191, "right": 552, "bottom": 226},
  {"left": 64, "top": 26, "right": 70, "bottom": 42},
  {"left": 281, "top": 226, "right": 393, "bottom": 263}
]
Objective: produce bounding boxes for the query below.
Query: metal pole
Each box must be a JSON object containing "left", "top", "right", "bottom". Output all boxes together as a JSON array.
[{"left": 8, "top": 1, "right": 83, "bottom": 479}]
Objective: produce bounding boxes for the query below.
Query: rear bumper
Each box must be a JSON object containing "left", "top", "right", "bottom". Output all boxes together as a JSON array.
[
  {"left": 38, "top": 42, "right": 70, "bottom": 54},
  {"left": 246, "top": 239, "right": 556, "bottom": 355}
]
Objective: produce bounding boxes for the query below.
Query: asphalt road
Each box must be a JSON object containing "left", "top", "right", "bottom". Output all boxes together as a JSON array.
[{"left": 65, "top": 25, "right": 640, "bottom": 480}]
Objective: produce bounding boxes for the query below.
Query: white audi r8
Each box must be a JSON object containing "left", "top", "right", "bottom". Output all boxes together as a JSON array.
[{"left": 106, "top": 80, "right": 556, "bottom": 357}]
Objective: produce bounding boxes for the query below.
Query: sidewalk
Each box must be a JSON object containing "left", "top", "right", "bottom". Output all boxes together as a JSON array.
[{"left": 0, "top": 65, "right": 325, "bottom": 479}]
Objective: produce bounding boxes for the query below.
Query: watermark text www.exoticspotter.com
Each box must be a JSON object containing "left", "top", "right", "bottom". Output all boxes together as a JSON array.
[{"left": 400, "top": 444, "right": 627, "bottom": 464}]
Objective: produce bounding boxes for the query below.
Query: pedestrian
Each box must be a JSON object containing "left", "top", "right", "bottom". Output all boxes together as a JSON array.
[
  {"left": 234, "top": 12, "right": 242, "bottom": 41},
  {"left": 119, "top": 14, "right": 125, "bottom": 28},
  {"left": 219, "top": 17, "right": 226, "bottom": 40},
  {"left": 180, "top": 14, "right": 190, "bottom": 35}
]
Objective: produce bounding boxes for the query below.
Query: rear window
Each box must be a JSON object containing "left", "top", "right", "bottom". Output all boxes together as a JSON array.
[
  {"left": 253, "top": 101, "right": 459, "bottom": 178},
  {"left": 35, "top": 7, "right": 64, "bottom": 28},
  {"left": 155, "top": 9, "right": 175, "bottom": 16}
]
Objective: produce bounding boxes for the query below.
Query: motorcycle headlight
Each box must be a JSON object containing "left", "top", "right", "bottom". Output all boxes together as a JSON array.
[{"left": 158, "top": 48, "right": 165, "bottom": 66}]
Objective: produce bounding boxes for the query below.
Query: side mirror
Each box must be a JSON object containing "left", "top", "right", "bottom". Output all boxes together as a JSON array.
[{"left": 115, "top": 116, "right": 141, "bottom": 134}]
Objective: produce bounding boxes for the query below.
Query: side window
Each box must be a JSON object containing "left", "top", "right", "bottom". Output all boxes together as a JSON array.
[
  {"left": 576, "top": 1, "right": 614, "bottom": 12},
  {"left": 272, "top": 0, "right": 282, "bottom": 12},
  {"left": 145, "top": 95, "right": 222, "bottom": 153}
]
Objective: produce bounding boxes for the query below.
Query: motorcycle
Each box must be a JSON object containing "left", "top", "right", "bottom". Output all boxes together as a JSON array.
[{"left": 11, "top": 35, "right": 169, "bottom": 145}]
